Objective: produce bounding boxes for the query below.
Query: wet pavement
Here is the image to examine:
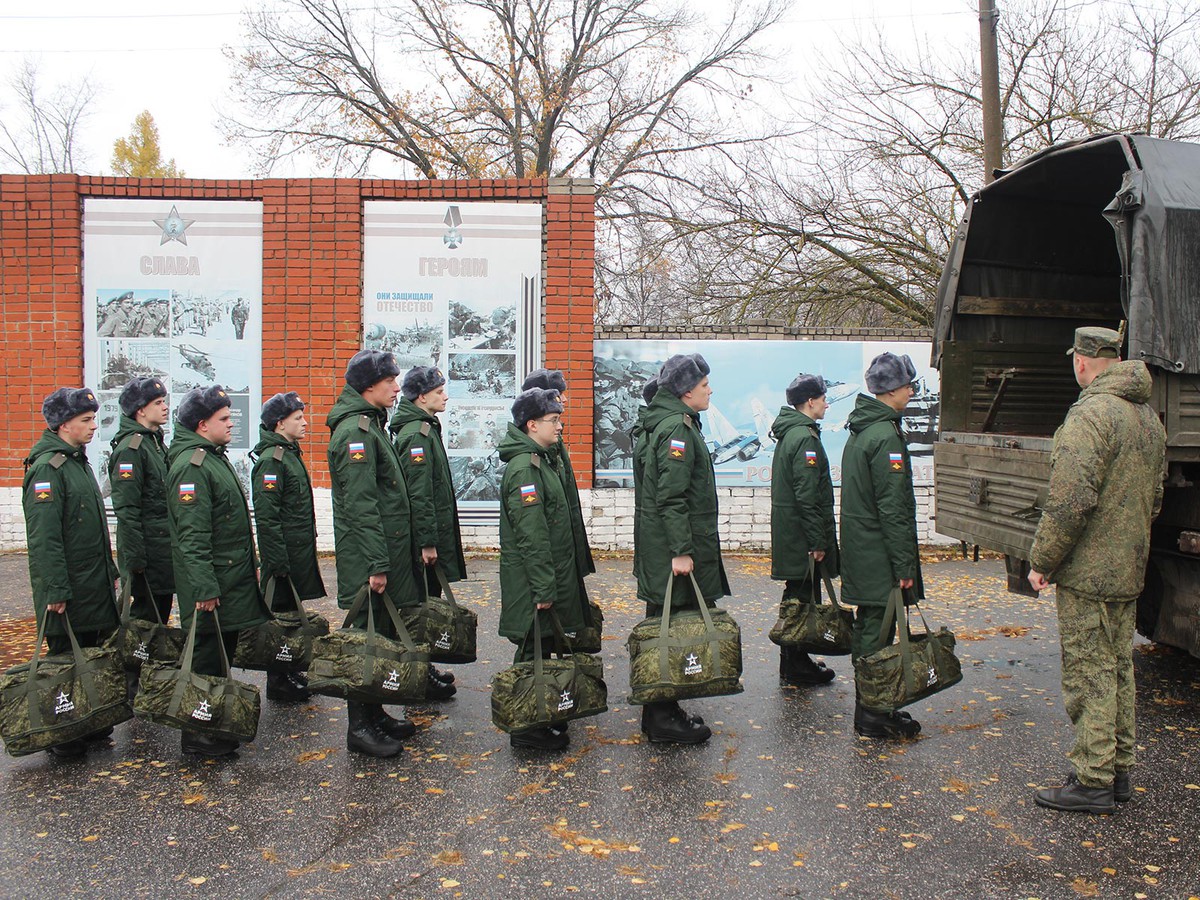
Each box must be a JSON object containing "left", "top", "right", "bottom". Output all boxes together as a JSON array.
[{"left": 1, "top": 552, "right": 1198, "bottom": 899}]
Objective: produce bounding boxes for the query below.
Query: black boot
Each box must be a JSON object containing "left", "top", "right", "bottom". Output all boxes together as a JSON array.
[
  {"left": 1035, "top": 773, "right": 1115, "bottom": 814},
  {"left": 347, "top": 702, "right": 402, "bottom": 757},
  {"left": 1114, "top": 770, "right": 1132, "bottom": 803},
  {"left": 267, "top": 670, "right": 312, "bottom": 703},
  {"left": 510, "top": 725, "right": 569, "bottom": 751},
  {"left": 181, "top": 731, "right": 239, "bottom": 758},
  {"left": 125, "top": 668, "right": 141, "bottom": 702},
  {"left": 853, "top": 702, "right": 921, "bottom": 739},
  {"left": 781, "top": 647, "right": 835, "bottom": 685},
  {"left": 423, "top": 670, "right": 457, "bottom": 702},
  {"left": 430, "top": 665, "right": 455, "bottom": 685},
  {"left": 371, "top": 705, "right": 417, "bottom": 741},
  {"left": 641, "top": 702, "right": 711, "bottom": 744},
  {"left": 47, "top": 738, "right": 87, "bottom": 759}
]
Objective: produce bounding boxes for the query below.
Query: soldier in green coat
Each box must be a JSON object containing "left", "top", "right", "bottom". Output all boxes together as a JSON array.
[
  {"left": 770, "top": 373, "right": 840, "bottom": 686},
  {"left": 109, "top": 377, "right": 174, "bottom": 623},
  {"left": 167, "top": 385, "right": 269, "bottom": 758},
  {"left": 632, "top": 353, "right": 727, "bottom": 744},
  {"left": 1029, "top": 327, "right": 1167, "bottom": 814},
  {"left": 390, "top": 366, "right": 467, "bottom": 690},
  {"left": 328, "top": 351, "right": 449, "bottom": 760},
  {"left": 840, "top": 352, "right": 924, "bottom": 740},
  {"left": 23, "top": 388, "right": 120, "bottom": 757},
  {"left": 498, "top": 388, "right": 591, "bottom": 752},
  {"left": 251, "top": 391, "right": 326, "bottom": 703}
]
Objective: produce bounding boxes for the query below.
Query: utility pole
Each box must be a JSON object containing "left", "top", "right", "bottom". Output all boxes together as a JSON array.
[{"left": 979, "top": 0, "right": 1003, "bottom": 183}]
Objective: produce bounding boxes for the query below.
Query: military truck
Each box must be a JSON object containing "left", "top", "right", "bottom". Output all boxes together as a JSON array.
[{"left": 932, "top": 133, "right": 1200, "bottom": 658}]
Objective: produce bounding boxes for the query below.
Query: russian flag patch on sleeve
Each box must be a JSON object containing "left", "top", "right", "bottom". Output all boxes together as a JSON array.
[
  {"left": 410, "top": 446, "right": 425, "bottom": 464},
  {"left": 263, "top": 473, "right": 278, "bottom": 490},
  {"left": 520, "top": 483, "right": 539, "bottom": 505},
  {"left": 178, "top": 483, "right": 196, "bottom": 502},
  {"left": 668, "top": 438, "right": 687, "bottom": 460},
  {"left": 348, "top": 441, "right": 366, "bottom": 461},
  {"left": 888, "top": 452, "right": 904, "bottom": 471},
  {"left": 118, "top": 462, "right": 134, "bottom": 479},
  {"left": 33, "top": 481, "right": 52, "bottom": 502},
  {"left": 804, "top": 450, "right": 818, "bottom": 466}
]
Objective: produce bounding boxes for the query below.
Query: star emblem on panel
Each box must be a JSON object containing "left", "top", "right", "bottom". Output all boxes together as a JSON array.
[{"left": 153, "top": 205, "right": 196, "bottom": 246}]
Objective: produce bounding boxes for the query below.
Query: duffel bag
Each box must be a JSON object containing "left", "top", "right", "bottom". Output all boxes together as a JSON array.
[
  {"left": 110, "top": 572, "right": 184, "bottom": 672},
  {"left": 232, "top": 576, "right": 330, "bottom": 672},
  {"left": 491, "top": 607, "right": 607, "bottom": 733},
  {"left": 0, "top": 609, "right": 132, "bottom": 757},
  {"left": 307, "top": 586, "right": 429, "bottom": 704},
  {"left": 768, "top": 559, "right": 853, "bottom": 655},
  {"left": 133, "top": 608, "right": 261, "bottom": 743},
  {"left": 566, "top": 594, "right": 604, "bottom": 655},
  {"left": 401, "top": 566, "right": 477, "bottom": 664},
  {"left": 854, "top": 588, "right": 963, "bottom": 710},
  {"left": 627, "top": 572, "right": 743, "bottom": 704}
]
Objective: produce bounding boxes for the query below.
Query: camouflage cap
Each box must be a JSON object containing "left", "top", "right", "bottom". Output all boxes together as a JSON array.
[{"left": 1066, "top": 326, "right": 1122, "bottom": 359}]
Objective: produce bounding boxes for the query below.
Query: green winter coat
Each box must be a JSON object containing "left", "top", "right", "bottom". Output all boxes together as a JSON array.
[
  {"left": 633, "top": 391, "right": 730, "bottom": 607},
  {"left": 166, "top": 427, "right": 267, "bottom": 633},
  {"left": 250, "top": 427, "right": 326, "bottom": 600},
  {"left": 22, "top": 431, "right": 119, "bottom": 638},
  {"left": 497, "top": 425, "right": 587, "bottom": 641},
  {"left": 838, "top": 394, "right": 924, "bottom": 606},
  {"left": 326, "top": 386, "right": 420, "bottom": 609},
  {"left": 389, "top": 398, "right": 466, "bottom": 583},
  {"left": 108, "top": 415, "right": 174, "bottom": 594},
  {"left": 555, "top": 436, "right": 595, "bottom": 576},
  {"left": 1030, "top": 361, "right": 1166, "bottom": 600},
  {"left": 770, "top": 407, "right": 839, "bottom": 580}
]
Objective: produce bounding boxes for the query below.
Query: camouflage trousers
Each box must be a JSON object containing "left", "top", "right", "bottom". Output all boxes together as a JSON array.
[{"left": 1056, "top": 587, "right": 1137, "bottom": 788}]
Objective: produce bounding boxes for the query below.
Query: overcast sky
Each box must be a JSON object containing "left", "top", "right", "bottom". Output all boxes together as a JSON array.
[{"left": 0, "top": 0, "right": 974, "bottom": 179}]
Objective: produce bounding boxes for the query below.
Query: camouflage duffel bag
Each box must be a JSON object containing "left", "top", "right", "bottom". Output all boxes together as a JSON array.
[
  {"left": 0, "top": 610, "right": 132, "bottom": 757},
  {"left": 233, "top": 577, "right": 330, "bottom": 672},
  {"left": 491, "top": 609, "right": 607, "bottom": 733},
  {"left": 111, "top": 574, "right": 184, "bottom": 672},
  {"left": 565, "top": 599, "right": 604, "bottom": 655},
  {"left": 307, "top": 587, "right": 429, "bottom": 704},
  {"left": 768, "top": 562, "right": 853, "bottom": 655},
  {"left": 627, "top": 572, "right": 744, "bottom": 705},
  {"left": 401, "top": 566, "right": 478, "bottom": 664},
  {"left": 133, "top": 609, "right": 260, "bottom": 743},
  {"left": 854, "top": 590, "right": 962, "bottom": 710}
]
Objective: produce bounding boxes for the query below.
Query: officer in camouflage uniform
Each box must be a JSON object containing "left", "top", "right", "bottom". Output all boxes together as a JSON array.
[
  {"left": 109, "top": 377, "right": 174, "bottom": 624},
  {"left": 251, "top": 391, "right": 326, "bottom": 703},
  {"left": 391, "top": 365, "right": 464, "bottom": 689},
  {"left": 497, "top": 388, "right": 591, "bottom": 752},
  {"left": 770, "top": 373, "right": 840, "bottom": 686},
  {"left": 167, "top": 386, "right": 270, "bottom": 758},
  {"left": 1029, "top": 327, "right": 1166, "bottom": 814},
  {"left": 840, "top": 352, "right": 924, "bottom": 740},
  {"left": 23, "top": 388, "right": 120, "bottom": 757},
  {"left": 633, "top": 353, "right": 728, "bottom": 744}
]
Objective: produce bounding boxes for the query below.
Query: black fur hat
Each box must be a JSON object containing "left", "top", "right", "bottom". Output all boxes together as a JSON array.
[
  {"left": 522, "top": 368, "right": 568, "bottom": 393},
  {"left": 865, "top": 352, "right": 918, "bottom": 395},
  {"left": 42, "top": 387, "right": 99, "bottom": 430},
  {"left": 511, "top": 388, "right": 563, "bottom": 426},
  {"left": 345, "top": 349, "right": 401, "bottom": 393},
  {"left": 118, "top": 376, "right": 168, "bottom": 417},
  {"left": 401, "top": 365, "right": 447, "bottom": 401},
  {"left": 641, "top": 376, "right": 659, "bottom": 404},
  {"left": 261, "top": 391, "right": 305, "bottom": 429},
  {"left": 786, "top": 373, "right": 827, "bottom": 407},
  {"left": 658, "top": 353, "right": 710, "bottom": 398},
  {"left": 177, "top": 385, "right": 232, "bottom": 431}
]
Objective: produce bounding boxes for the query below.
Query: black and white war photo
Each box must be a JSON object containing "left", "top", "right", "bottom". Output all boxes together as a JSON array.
[
  {"left": 448, "top": 296, "right": 517, "bottom": 351},
  {"left": 363, "top": 319, "right": 442, "bottom": 369},
  {"left": 170, "top": 339, "right": 251, "bottom": 393},
  {"left": 448, "top": 352, "right": 517, "bottom": 400},
  {"left": 172, "top": 290, "right": 253, "bottom": 341},
  {"left": 99, "top": 339, "right": 170, "bottom": 391},
  {"left": 96, "top": 289, "right": 170, "bottom": 337},
  {"left": 448, "top": 452, "right": 502, "bottom": 502},
  {"left": 445, "top": 403, "right": 506, "bottom": 451}
]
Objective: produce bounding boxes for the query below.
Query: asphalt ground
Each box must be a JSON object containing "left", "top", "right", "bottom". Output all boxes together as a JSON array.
[{"left": 0, "top": 552, "right": 1198, "bottom": 900}]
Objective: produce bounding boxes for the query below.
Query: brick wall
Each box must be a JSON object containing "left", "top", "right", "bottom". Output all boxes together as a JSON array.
[{"left": 0, "top": 175, "right": 595, "bottom": 493}]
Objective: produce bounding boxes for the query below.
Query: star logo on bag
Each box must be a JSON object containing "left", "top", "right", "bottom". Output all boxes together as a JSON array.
[
  {"left": 557, "top": 689, "right": 575, "bottom": 712},
  {"left": 822, "top": 630, "right": 835, "bottom": 642},
  {"left": 54, "top": 690, "right": 76, "bottom": 715},
  {"left": 191, "top": 699, "right": 213, "bottom": 721},
  {"left": 927, "top": 666, "right": 938, "bottom": 687},
  {"left": 435, "top": 630, "right": 452, "bottom": 649},
  {"left": 134, "top": 641, "right": 150, "bottom": 661},
  {"left": 684, "top": 652, "right": 702, "bottom": 675},
  {"left": 382, "top": 669, "right": 401, "bottom": 690}
]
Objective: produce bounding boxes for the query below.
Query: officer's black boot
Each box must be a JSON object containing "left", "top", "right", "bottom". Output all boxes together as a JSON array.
[
  {"left": 267, "top": 670, "right": 311, "bottom": 703},
  {"left": 125, "top": 668, "right": 140, "bottom": 702},
  {"left": 510, "top": 725, "right": 569, "bottom": 751},
  {"left": 853, "top": 701, "right": 921, "bottom": 739},
  {"left": 181, "top": 730, "right": 239, "bottom": 758},
  {"left": 370, "top": 704, "right": 417, "bottom": 741},
  {"left": 641, "top": 701, "right": 711, "bottom": 744},
  {"left": 423, "top": 669, "right": 457, "bottom": 701},
  {"left": 429, "top": 665, "right": 455, "bottom": 685},
  {"left": 47, "top": 738, "right": 88, "bottom": 759},
  {"left": 1035, "top": 773, "right": 1115, "bottom": 814},
  {"left": 346, "top": 701, "right": 402, "bottom": 757},
  {"left": 780, "top": 647, "right": 835, "bottom": 685},
  {"left": 1114, "top": 770, "right": 1132, "bottom": 803}
]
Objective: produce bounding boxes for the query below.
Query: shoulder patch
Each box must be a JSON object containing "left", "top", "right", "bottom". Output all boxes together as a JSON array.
[
  {"left": 32, "top": 480, "right": 53, "bottom": 502},
  {"left": 177, "top": 482, "right": 197, "bottom": 503},
  {"left": 519, "top": 483, "right": 539, "bottom": 505},
  {"left": 262, "top": 472, "right": 279, "bottom": 491},
  {"left": 347, "top": 440, "right": 367, "bottom": 462},
  {"left": 409, "top": 446, "right": 426, "bottom": 465},
  {"left": 667, "top": 437, "right": 687, "bottom": 461},
  {"left": 49, "top": 453, "right": 68, "bottom": 470},
  {"left": 271, "top": 446, "right": 286, "bottom": 461},
  {"left": 357, "top": 414, "right": 372, "bottom": 432},
  {"left": 804, "top": 449, "right": 818, "bottom": 466},
  {"left": 118, "top": 461, "right": 135, "bottom": 479},
  {"left": 189, "top": 448, "right": 206, "bottom": 467},
  {"left": 888, "top": 451, "right": 904, "bottom": 472},
  {"left": 128, "top": 433, "right": 144, "bottom": 451},
  {"left": 419, "top": 421, "right": 431, "bottom": 437}
]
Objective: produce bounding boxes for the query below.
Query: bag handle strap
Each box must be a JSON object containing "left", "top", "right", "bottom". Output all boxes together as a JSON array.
[
  {"left": 262, "top": 575, "right": 320, "bottom": 634},
  {"left": 520, "top": 604, "right": 573, "bottom": 661},
  {"left": 660, "top": 570, "right": 723, "bottom": 681},
  {"left": 344, "top": 584, "right": 419, "bottom": 652},
  {"left": 22, "top": 606, "right": 93, "bottom": 729},
  {"left": 119, "top": 572, "right": 167, "bottom": 627},
  {"left": 422, "top": 564, "right": 461, "bottom": 609},
  {"left": 167, "top": 607, "right": 230, "bottom": 722},
  {"left": 878, "top": 588, "right": 934, "bottom": 698}
]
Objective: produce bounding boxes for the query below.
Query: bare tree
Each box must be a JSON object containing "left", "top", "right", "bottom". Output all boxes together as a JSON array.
[
  {"left": 608, "top": 0, "right": 1200, "bottom": 327},
  {"left": 0, "top": 60, "right": 97, "bottom": 174}
]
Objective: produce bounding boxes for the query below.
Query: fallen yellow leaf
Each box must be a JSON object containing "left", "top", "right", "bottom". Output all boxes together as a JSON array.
[
  {"left": 81, "top": 835, "right": 99, "bottom": 842},
  {"left": 189, "top": 877, "right": 207, "bottom": 885}
]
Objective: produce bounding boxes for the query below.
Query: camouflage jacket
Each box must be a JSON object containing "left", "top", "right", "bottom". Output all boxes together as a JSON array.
[{"left": 1030, "top": 361, "right": 1166, "bottom": 600}]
